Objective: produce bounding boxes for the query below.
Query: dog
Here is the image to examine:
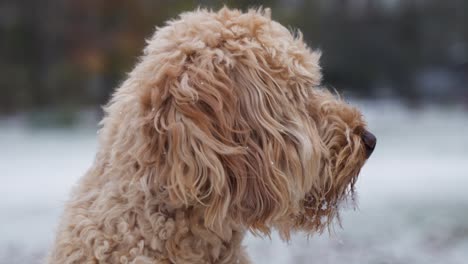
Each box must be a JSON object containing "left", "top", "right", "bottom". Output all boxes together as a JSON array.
[{"left": 48, "top": 7, "right": 376, "bottom": 264}]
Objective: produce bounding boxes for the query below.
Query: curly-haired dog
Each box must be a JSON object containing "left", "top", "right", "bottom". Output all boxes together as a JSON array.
[{"left": 48, "top": 7, "right": 376, "bottom": 264}]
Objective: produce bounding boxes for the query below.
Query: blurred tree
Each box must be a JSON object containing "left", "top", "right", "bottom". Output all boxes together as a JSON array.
[{"left": 0, "top": 0, "right": 467, "bottom": 114}]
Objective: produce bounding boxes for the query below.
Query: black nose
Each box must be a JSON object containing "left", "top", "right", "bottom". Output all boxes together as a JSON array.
[{"left": 362, "top": 130, "right": 376, "bottom": 158}]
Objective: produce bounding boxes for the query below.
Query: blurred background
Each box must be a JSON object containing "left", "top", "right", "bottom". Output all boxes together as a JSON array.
[{"left": 0, "top": 0, "right": 467, "bottom": 263}]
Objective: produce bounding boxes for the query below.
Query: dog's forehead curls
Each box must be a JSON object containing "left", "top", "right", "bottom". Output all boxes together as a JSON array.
[{"left": 48, "top": 7, "right": 376, "bottom": 264}]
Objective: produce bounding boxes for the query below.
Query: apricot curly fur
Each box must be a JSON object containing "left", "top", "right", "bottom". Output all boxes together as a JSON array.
[{"left": 48, "top": 7, "right": 370, "bottom": 264}]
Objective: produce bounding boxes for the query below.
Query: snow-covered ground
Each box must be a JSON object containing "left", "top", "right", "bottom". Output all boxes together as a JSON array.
[{"left": 1, "top": 104, "right": 467, "bottom": 264}]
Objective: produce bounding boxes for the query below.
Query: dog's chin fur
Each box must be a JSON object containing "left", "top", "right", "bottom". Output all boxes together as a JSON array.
[{"left": 49, "top": 7, "right": 370, "bottom": 264}]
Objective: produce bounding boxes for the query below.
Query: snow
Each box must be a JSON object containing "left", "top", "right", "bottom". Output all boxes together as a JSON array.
[{"left": 1, "top": 104, "right": 467, "bottom": 264}]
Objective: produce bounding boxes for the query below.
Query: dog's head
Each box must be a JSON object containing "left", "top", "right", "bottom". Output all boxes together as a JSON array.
[{"left": 108, "top": 7, "right": 375, "bottom": 238}]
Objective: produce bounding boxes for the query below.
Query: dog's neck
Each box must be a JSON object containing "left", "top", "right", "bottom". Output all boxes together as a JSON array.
[{"left": 157, "top": 206, "right": 250, "bottom": 263}]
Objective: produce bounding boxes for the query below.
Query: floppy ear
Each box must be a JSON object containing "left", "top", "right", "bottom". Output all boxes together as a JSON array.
[
  {"left": 136, "top": 53, "right": 289, "bottom": 236},
  {"left": 225, "top": 59, "right": 324, "bottom": 235}
]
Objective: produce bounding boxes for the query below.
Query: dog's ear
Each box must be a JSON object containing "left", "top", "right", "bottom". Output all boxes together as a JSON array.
[
  {"left": 226, "top": 61, "right": 325, "bottom": 236},
  {"left": 139, "top": 48, "right": 324, "bottom": 237},
  {"left": 138, "top": 54, "right": 309, "bottom": 236}
]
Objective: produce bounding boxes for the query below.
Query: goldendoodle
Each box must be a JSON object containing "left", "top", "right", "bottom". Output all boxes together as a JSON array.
[{"left": 48, "top": 7, "right": 376, "bottom": 264}]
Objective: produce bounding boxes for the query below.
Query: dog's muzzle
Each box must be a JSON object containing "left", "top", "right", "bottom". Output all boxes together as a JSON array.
[{"left": 362, "top": 130, "right": 376, "bottom": 158}]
